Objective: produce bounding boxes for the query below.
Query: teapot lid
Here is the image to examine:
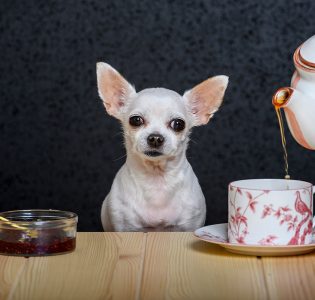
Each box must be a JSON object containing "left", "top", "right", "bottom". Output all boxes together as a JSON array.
[{"left": 299, "top": 35, "right": 315, "bottom": 66}]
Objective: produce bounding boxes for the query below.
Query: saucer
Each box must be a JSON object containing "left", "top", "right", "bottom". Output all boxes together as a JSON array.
[{"left": 194, "top": 223, "right": 315, "bottom": 256}]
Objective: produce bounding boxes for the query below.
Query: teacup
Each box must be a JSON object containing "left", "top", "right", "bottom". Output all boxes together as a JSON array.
[{"left": 228, "top": 179, "right": 314, "bottom": 246}]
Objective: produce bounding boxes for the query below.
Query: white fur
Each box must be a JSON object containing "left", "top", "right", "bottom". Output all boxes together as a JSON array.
[{"left": 97, "top": 62, "right": 228, "bottom": 231}]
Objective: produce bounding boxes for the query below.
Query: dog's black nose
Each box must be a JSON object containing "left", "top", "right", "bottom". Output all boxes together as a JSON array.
[{"left": 147, "top": 134, "right": 164, "bottom": 148}]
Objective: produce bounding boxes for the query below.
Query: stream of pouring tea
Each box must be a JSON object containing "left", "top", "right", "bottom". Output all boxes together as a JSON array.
[{"left": 275, "top": 107, "right": 290, "bottom": 180}]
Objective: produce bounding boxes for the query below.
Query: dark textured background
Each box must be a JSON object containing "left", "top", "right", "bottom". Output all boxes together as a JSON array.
[{"left": 1, "top": 0, "right": 315, "bottom": 231}]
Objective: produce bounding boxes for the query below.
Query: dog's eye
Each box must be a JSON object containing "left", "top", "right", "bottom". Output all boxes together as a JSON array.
[
  {"left": 129, "top": 116, "right": 144, "bottom": 127},
  {"left": 170, "top": 119, "right": 185, "bottom": 132}
]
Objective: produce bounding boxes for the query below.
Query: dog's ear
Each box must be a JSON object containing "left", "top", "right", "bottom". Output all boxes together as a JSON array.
[
  {"left": 97, "top": 62, "right": 136, "bottom": 119},
  {"left": 183, "top": 75, "right": 228, "bottom": 126}
]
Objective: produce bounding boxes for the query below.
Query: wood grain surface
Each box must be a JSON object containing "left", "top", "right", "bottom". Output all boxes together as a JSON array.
[
  {"left": 262, "top": 253, "right": 315, "bottom": 300},
  {"left": 0, "top": 256, "right": 27, "bottom": 300},
  {"left": 0, "top": 232, "right": 315, "bottom": 300},
  {"left": 5, "top": 233, "right": 145, "bottom": 300},
  {"left": 141, "top": 233, "right": 268, "bottom": 300}
]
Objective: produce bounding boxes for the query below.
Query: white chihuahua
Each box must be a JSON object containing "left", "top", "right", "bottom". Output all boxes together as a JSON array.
[{"left": 97, "top": 62, "right": 228, "bottom": 232}]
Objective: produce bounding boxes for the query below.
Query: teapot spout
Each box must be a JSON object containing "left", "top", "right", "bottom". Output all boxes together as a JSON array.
[
  {"left": 272, "top": 87, "right": 315, "bottom": 150},
  {"left": 272, "top": 87, "right": 294, "bottom": 108}
]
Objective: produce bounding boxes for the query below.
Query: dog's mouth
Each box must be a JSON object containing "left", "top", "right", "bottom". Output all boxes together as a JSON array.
[{"left": 144, "top": 151, "right": 163, "bottom": 157}]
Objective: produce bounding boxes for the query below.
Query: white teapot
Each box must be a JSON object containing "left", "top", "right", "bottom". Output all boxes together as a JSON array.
[{"left": 272, "top": 35, "right": 315, "bottom": 150}]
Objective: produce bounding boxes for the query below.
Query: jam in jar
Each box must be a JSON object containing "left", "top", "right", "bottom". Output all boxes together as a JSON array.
[{"left": 0, "top": 210, "right": 78, "bottom": 256}]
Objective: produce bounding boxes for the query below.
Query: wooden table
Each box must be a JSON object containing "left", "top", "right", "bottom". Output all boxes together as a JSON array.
[{"left": 1, "top": 232, "right": 315, "bottom": 300}]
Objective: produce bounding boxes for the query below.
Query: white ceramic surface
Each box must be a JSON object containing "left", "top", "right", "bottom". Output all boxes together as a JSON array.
[
  {"left": 300, "top": 35, "right": 315, "bottom": 64},
  {"left": 228, "top": 179, "right": 314, "bottom": 246},
  {"left": 273, "top": 34, "right": 315, "bottom": 150},
  {"left": 194, "top": 223, "right": 315, "bottom": 256}
]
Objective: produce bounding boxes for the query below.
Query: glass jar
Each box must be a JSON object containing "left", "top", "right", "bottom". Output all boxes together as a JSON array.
[{"left": 0, "top": 209, "right": 78, "bottom": 256}]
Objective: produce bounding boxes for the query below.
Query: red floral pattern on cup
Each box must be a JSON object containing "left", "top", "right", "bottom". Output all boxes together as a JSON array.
[
  {"left": 260, "top": 191, "right": 313, "bottom": 245},
  {"left": 228, "top": 184, "right": 313, "bottom": 246},
  {"left": 258, "top": 235, "right": 278, "bottom": 245},
  {"left": 229, "top": 186, "right": 268, "bottom": 244}
]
